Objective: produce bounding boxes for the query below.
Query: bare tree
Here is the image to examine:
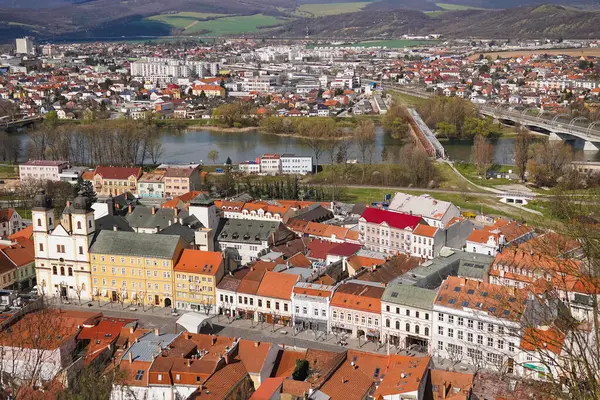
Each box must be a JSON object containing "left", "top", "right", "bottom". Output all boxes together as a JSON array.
[
  {"left": 73, "top": 285, "right": 83, "bottom": 305},
  {"left": 514, "top": 129, "right": 533, "bottom": 182},
  {"left": 472, "top": 134, "right": 494, "bottom": 176},
  {"left": 0, "top": 307, "right": 72, "bottom": 396},
  {"left": 527, "top": 141, "right": 573, "bottom": 187},
  {"left": 354, "top": 119, "right": 376, "bottom": 182}
]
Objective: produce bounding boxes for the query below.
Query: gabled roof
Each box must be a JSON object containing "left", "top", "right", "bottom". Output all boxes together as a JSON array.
[
  {"left": 360, "top": 208, "right": 421, "bottom": 230},
  {"left": 256, "top": 271, "right": 299, "bottom": 300},
  {"left": 331, "top": 282, "right": 385, "bottom": 313},
  {"left": 94, "top": 166, "right": 142, "bottom": 180},
  {"left": 174, "top": 249, "right": 223, "bottom": 275}
]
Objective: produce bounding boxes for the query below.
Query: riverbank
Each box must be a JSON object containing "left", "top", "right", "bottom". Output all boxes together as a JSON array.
[{"left": 186, "top": 125, "right": 257, "bottom": 133}]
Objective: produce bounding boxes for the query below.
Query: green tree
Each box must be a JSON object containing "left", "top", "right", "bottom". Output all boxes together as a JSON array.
[
  {"left": 382, "top": 105, "right": 410, "bottom": 140},
  {"left": 74, "top": 178, "right": 97, "bottom": 207},
  {"left": 292, "top": 359, "right": 310, "bottom": 381},
  {"left": 208, "top": 150, "right": 219, "bottom": 164},
  {"left": 435, "top": 122, "right": 457, "bottom": 139}
]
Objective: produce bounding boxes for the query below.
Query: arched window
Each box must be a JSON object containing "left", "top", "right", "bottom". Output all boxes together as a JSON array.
[
  {"left": 48, "top": 217, "right": 52, "bottom": 226},
  {"left": 406, "top": 323, "right": 410, "bottom": 332},
  {"left": 415, "top": 325, "right": 420, "bottom": 335},
  {"left": 68, "top": 267, "right": 73, "bottom": 277},
  {"left": 396, "top": 321, "right": 400, "bottom": 330},
  {"left": 60, "top": 266, "right": 65, "bottom": 276},
  {"left": 88, "top": 219, "right": 92, "bottom": 228},
  {"left": 52, "top": 266, "right": 57, "bottom": 275},
  {"left": 37, "top": 219, "right": 42, "bottom": 227},
  {"left": 385, "top": 319, "right": 390, "bottom": 328},
  {"left": 424, "top": 327, "right": 430, "bottom": 336},
  {"left": 77, "top": 221, "right": 82, "bottom": 229}
]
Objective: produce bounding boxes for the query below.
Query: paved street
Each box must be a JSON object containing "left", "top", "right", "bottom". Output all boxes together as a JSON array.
[{"left": 49, "top": 299, "right": 415, "bottom": 355}]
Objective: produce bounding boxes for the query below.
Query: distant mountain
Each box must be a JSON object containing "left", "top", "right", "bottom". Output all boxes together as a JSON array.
[
  {"left": 274, "top": 5, "right": 600, "bottom": 39},
  {"left": 0, "top": 1, "right": 600, "bottom": 41}
]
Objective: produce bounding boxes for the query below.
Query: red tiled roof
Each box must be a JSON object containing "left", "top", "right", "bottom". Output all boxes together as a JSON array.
[
  {"left": 360, "top": 208, "right": 421, "bottom": 230},
  {"left": 94, "top": 166, "right": 142, "bottom": 180}
]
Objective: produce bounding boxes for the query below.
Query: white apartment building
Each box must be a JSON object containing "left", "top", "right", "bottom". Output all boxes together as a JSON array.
[
  {"left": 238, "top": 161, "right": 260, "bottom": 174},
  {"left": 260, "top": 154, "right": 282, "bottom": 175},
  {"left": 389, "top": 193, "right": 460, "bottom": 229},
  {"left": 281, "top": 154, "right": 313, "bottom": 175},
  {"left": 130, "top": 57, "right": 219, "bottom": 80},
  {"left": 19, "top": 160, "right": 70, "bottom": 182},
  {"left": 359, "top": 207, "right": 422, "bottom": 255},
  {"left": 330, "top": 281, "right": 385, "bottom": 341},
  {"left": 16, "top": 37, "right": 34, "bottom": 55},
  {"left": 433, "top": 276, "right": 523, "bottom": 374},
  {"left": 292, "top": 282, "right": 333, "bottom": 334},
  {"left": 33, "top": 191, "right": 94, "bottom": 301},
  {"left": 411, "top": 224, "right": 445, "bottom": 260},
  {"left": 381, "top": 283, "right": 436, "bottom": 351},
  {"left": 240, "top": 75, "right": 280, "bottom": 92}
]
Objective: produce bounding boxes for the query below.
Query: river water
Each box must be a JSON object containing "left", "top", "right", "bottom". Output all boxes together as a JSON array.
[{"left": 14, "top": 128, "right": 600, "bottom": 165}]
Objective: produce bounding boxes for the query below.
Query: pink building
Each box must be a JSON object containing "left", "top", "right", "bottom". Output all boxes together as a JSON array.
[
  {"left": 19, "top": 160, "right": 70, "bottom": 181},
  {"left": 163, "top": 166, "right": 202, "bottom": 198}
]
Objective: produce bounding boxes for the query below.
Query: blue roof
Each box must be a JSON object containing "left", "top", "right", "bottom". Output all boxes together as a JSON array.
[{"left": 122, "top": 331, "right": 180, "bottom": 362}]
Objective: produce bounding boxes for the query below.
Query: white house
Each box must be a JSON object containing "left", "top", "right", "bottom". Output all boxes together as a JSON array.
[
  {"left": 0, "top": 208, "right": 24, "bottom": 238},
  {"left": 280, "top": 154, "right": 313, "bottom": 175},
  {"left": 381, "top": 283, "right": 436, "bottom": 352},
  {"left": 432, "top": 276, "right": 523, "bottom": 374},
  {"left": 291, "top": 282, "right": 333, "bottom": 335},
  {"left": 260, "top": 154, "right": 282, "bottom": 175}
]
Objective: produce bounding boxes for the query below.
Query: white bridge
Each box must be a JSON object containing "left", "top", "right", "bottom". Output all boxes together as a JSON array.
[{"left": 479, "top": 106, "right": 600, "bottom": 151}]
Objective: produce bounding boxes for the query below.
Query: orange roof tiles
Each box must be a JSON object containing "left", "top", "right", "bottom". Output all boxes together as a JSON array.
[
  {"left": 287, "top": 252, "right": 312, "bottom": 268},
  {"left": 430, "top": 370, "right": 474, "bottom": 400},
  {"left": 256, "top": 271, "right": 299, "bottom": 300},
  {"left": 413, "top": 224, "right": 438, "bottom": 238},
  {"left": 293, "top": 284, "right": 332, "bottom": 298},
  {"left": 320, "top": 361, "right": 374, "bottom": 400},
  {"left": 237, "top": 339, "right": 273, "bottom": 374},
  {"left": 174, "top": 249, "right": 223, "bottom": 275},
  {"left": 237, "top": 269, "right": 265, "bottom": 295},
  {"left": 434, "top": 276, "right": 526, "bottom": 322},
  {"left": 272, "top": 349, "right": 307, "bottom": 378},
  {"left": 374, "top": 355, "right": 431, "bottom": 397},
  {"left": 520, "top": 326, "right": 565, "bottom": 355},
  {"left": 8, "top": 225, "right": 33, "bottom": 240},
  {"left": 331, "top": 282, "right": 384, "bottom": 313}
]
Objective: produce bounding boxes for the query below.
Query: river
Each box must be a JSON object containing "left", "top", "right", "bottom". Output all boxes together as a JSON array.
[{"left": 14, "top": 128, "right": 600, "bottom": 165}]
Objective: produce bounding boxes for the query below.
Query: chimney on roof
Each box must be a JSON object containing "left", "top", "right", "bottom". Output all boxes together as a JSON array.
[
  {"left": 151, "top": 206, "right": 156, "bottom": 215},
  {"left": 128, "top": 204, "right": 133, "bottom": 214},
  {"left": 179, "top": 217, "right": 183, "bottom": 224},
  {"left": 187, "top": 333, "right": 192, "bottom": 340},
  {"left": 175, "top": 208, "right": 179, "bottom": 217},
  {"left": 441, "top": 380, "right": 447, "bottom": 399},
  {"left": 154, "top": 328, "right": 160, "bottom": 336},
  {"left": 187, "top": 359, "right": 191, "bottom": 367},
  {"left": 128, "top": 351, "right": 133, "bottom": 363},
  {"left": 254, "top": 341, "right": 260, "bottom": 348},
  {"left": 66, "top": 200, "right": 71, "bottom": 207},
  {"left": 168, "top": 220, "right": 172, "bottom": 226},
  {"left": 129, "top": 326, "right": 134, "bottom": 334},
  {"left": 211, "top": 335, "right": 217, "bottom": 345},
  {"left": 113, "top": 225, "right": 118, "bottom": 232},
  {"left": 341, "top": 376, "right": 347, "bottom": 384}
]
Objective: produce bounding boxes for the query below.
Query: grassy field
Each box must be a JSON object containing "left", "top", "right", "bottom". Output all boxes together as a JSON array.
[
  {"left": 454, "top": 162, "right": 516, "bottom": 189},
  {"left": 295, "top": 2, "right": 370, "bottom": 17},
  {"left": 0, "top": 165, "right": 18, "bottom": 179},
  {"left": 390, "top": 91, "right": 428, "bottom": 107},
  {"left": 435, "top": 3, "right": 484, "bottom": 10},
  {"left": 15, "top": 208, "right": 32, "bottom": 219},
  {"left": 184, "top": 14, "right": 285, "bottom": 35},
  {"left": 147, "top": 12, "right": 228, "bottom": 30}
]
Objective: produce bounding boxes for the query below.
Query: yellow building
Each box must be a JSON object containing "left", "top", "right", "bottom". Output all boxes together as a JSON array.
[
  {"left": 89, "top": 230, "right": 186, "bottom": 309},
  {"left": 92, "top": 166, "right": 143, "bottom": 196},
  {"left": 174, "top": 249, "right": 224, "bottom": 313}
]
